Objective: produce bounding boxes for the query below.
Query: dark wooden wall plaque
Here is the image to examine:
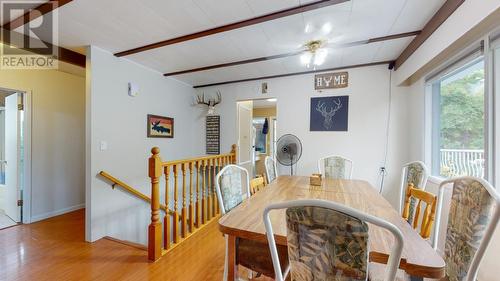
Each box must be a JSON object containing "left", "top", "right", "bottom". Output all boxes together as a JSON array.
[
  {"left": 206, "top": 115, "right": 220, "bottom": 155},
  {"left": 314, "top": 71, "right": 348, "bottom": 90}
]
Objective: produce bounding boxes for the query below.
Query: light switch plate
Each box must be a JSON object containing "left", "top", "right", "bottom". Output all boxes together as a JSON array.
[{"left": 100, "top": 141, "right": 108, "bottom": 151}]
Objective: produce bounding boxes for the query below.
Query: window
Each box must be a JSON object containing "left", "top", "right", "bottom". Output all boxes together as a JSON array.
[{"left": 429, "top": 58, "right": 486, "bottom": 178}]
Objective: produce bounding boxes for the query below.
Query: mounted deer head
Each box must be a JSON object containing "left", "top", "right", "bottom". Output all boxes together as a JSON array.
[
  {"left": 196, "top": 91, "right": 222, "bottom": 115},
  {"left": 316, "top": 99, "right": 342, "bottom": 129}
]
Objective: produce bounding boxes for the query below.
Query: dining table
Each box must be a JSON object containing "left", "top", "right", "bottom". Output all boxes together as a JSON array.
[{"left": 218, "top": 176, "right": 446, "bottom": 281}]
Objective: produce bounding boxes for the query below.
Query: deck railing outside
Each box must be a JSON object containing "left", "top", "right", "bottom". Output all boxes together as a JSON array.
[{"left": 440, "top": 149, "right": 484, "bottom": 178}]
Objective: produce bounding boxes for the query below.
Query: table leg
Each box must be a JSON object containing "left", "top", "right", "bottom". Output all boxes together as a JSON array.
[{"left": 227, "top": 235, "right": 238, "bottom": 281}]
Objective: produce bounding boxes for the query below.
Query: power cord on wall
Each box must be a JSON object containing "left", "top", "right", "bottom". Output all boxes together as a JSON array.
[{"left": 379, "top": 66, "right": 394, "bottom": 193}]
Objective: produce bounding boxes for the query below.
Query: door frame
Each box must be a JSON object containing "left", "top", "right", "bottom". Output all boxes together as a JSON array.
[
  {"left": 235, "top": 97, "right": 278, "bottom": 178},
  {"left": 236, "top": 100, "right": 253, "bottom": 166},
  {"left": 0, "top": 87, "right": 32, "bottom": 224}
]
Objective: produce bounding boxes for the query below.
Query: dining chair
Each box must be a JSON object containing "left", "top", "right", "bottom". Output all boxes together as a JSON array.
[
  {"left": 402, "top": 183, "right": 437, "bottom": 240},
  {"left": 318, "top": 155, "right": 353, "bottom": 179},
  {"left": 398, "top": 161, "right": 429, "bottom": 219},
  {"left": 263, "top": 199, "right": 404, "bottom": 281},
  {"left": 264, "top": 156, "right": 277, "bottom": 184},
  {"left": 433, "top": 176, "right": 500, "bottom": 281},
  {"left": 215, "top": 164, "right": 251, "bottom": 281},
  {"left": 250, "top": 175, "right": 266, "bottom": 195}
]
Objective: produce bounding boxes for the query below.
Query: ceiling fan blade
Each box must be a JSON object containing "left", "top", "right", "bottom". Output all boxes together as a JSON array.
[{"left": 324, "top": 39, "right": 369, "bottom": 49}]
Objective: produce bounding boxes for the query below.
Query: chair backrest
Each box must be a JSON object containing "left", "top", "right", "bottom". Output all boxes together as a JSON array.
[
  {"left": 398, "top": 161, "right": 429, "bottom": 219},
  {"left": 402, "top": 183, "right": 437, "bottom": 239},
  {"left": 318, "top": 155, "right": 353, "bottom": 179},
  {"left": 264, "top": 156, "right": 277, "bottom": 184},
  {"left": 433, "top": 177, "right": 500, "bottom": 281},
  {"left": 263, "top": 199, "right": 403, "bottom": 281},
  {"left": 250, "top": 175, "right": 266, "bottom": 195},
  {"left": 215, "top": 164, "right": 250, "bottom": 214}
]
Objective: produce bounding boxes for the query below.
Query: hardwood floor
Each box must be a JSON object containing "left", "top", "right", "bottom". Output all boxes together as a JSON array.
[
  {"left": 0, "top": 209, "right": 232, "bottom": 281},
  {"left": 0, "top": 211, "right": 17, "bottom": 230}
]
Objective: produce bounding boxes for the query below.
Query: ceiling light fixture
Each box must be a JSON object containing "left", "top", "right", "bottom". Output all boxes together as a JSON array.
[
  {"left": 322, "top": 23, "right": 332, "bottom": 34},
  {"left": 266, "top": 98, "right": 277, "bottom": 102},
  {"left": 300, "top": 40, "right": 328, "bottom": 68}
]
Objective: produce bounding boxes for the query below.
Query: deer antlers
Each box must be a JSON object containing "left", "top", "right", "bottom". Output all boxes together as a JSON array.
[
  {"left": 196, "top": 91, "right": 221, "bottom": 107},
  {"left": 316, "top": 99, "right": 342, "bottom": 116}
]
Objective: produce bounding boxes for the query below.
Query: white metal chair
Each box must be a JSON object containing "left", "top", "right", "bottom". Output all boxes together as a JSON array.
[
  {"left": 398, "top": 161, "right": 429, "bottom": 218},
  {"left": 433, "top": 176, "right": 500, "bottom": 281},
  {"left": 264, "top": 156, "right": 278, "bottom": 184},
  {"left": 215, "top": 164, "right": 251, "bottom": 281},
  {"left": 263, "top": 199, "right": 404, "bottom": 281}
]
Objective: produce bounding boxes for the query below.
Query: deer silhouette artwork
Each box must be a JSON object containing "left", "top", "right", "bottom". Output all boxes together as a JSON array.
[
  {"left": 151, "top": 121, "right": 170, "bottom": 134},
  {"left": 316, "top": 98, "right": 342, "bottom": 129}
]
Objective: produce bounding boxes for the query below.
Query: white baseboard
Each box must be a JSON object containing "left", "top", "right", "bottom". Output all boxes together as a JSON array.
[{"left": 30, "top": 203, "right": 85, "bottom": 223}]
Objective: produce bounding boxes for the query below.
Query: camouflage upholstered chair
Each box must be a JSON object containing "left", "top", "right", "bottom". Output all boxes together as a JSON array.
[
  {"left": 318, "top": 155, "right": 353, "bottom": 180},
  {"left": 433, "top": 177, "right": 500, "bottom": 281},
  {"left": 264, "top": 156, "right": 278, "bottom": 184},
  {"left": 398, "top": 161, "right": 429, "bottom": 221},
  {"left": 263, "top": 199, "right": 404, "bottom": 281},
  {"left": 215, "top": 164, "right": 251, "bottom": 281}
]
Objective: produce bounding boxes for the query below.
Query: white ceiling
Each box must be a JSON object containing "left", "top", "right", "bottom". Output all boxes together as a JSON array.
[{"left": 11, "top": 0, "right": 445, "bottom": 86}]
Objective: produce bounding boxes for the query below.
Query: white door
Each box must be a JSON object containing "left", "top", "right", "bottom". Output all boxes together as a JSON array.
[
  {"left": 4, "top": 93, "right": 20, "bottom": 222},
  {"left": 237, "top": 101, "right": 253, "bottom": 176}
]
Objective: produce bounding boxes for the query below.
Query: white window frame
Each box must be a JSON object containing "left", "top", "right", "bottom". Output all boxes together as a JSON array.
[
  {"left": 491, "top": 33, "right": 500, "bottom": 186},
  {"left": 424, "top": 36, "right": 495, "bottom": 183}
]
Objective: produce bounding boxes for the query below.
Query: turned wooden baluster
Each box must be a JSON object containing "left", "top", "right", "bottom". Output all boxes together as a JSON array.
[
  {"left": 189, "top": 162, "right": 194, "bottom": 233},
  {"left": 163, "top": 165, "right": 171, "bottom": 250},
  {"left": 231, "top": 144, "right": 237, "bottom": 164},
  {"left": 173, "top": 164, "right": 179, "bottom": 243},
  {"left": 207, "top": 158, "right": 213, "bottom": 219},
  {"left": 212, "top": 157, "right": 218, "bottom": 216},
  {"left": 201, "top": 159, "right": 207, "bottom": 224},
  {"left": 196, "top": 161, "right": 201, "bottom": 228},
  {"left": 181, "top": 163, "right": 187, "bottom": 238},
  {"left": 148, "top": 147, "right": 162, "bottom": 261}
]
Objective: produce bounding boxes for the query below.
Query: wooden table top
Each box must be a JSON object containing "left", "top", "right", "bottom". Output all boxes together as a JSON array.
[{"left": 218, "top": 176, "right": 445, "bottom": 279}]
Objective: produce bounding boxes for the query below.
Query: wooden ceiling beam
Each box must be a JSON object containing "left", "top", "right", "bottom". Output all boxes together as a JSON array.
[
  {"left": 164, "top": 50, "right": 304, "bottom": 76},
  {"left": 164, "top": 30, "right": 420, "bottom": 76},
  {"left": 193, "top": 60, "right": 393, "bottom": 88},
  {"left": 394, "top": 0, "right": 465, "bottom": 70},
  {"left": 3, "top": 0, "right": 73, "bottom": 31},
  {"left": 114, "top": 0, "right": 350, "bottom": 57}
]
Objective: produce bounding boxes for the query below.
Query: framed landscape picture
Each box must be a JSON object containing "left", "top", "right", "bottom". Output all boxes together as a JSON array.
[
  {"left": 310, "top": 95, "right": 349, "bottom": 131},
  {"left": 147, "top": 114, "right": 174, "bottom": 138}
]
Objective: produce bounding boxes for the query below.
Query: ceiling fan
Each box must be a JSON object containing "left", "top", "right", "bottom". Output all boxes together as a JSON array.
[
  {"left": 300, "top": 39, "right": 328, "bottom": 68},
  {"left": 293, "top": 22, "right": 411, "bottom": 69}
]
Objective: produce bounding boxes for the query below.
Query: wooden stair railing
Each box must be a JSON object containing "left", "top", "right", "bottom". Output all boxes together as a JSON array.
[
  {"left": 148, "top": 144, "right": 237, "bottom": 261},
  {"left": 99, "top": 171, "right": 171, "bottom": 214}
]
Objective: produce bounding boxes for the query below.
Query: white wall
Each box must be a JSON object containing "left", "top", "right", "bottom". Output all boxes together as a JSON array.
[
  {"left": 86, "top": 46, "right": 204, "bottom": 243},
  {"left": 199, "top": 65, "right": 412, "bottom": 208},
  {"left": 0, "top": 69, "right": 85, "bottom": 222}
]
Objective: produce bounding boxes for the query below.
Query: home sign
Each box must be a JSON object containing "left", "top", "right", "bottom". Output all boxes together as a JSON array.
[{"left": 314, "top": 71, "right": 348, "bottom": 90}]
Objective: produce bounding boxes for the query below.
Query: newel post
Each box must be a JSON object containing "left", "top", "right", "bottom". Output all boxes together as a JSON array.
[
  {"left": 148, "top": 147, "right": 162, "bottom": 261},
  {"left": 231, "top": 144, "right": 237, "bottom": 164}
]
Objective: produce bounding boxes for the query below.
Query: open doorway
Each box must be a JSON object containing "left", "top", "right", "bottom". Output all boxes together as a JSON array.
[
  {"left": 236, "top": 98, "right": 277, "bottom": 179},
  {"left": 0, "top": 88, "right": 30, "bottom": 228}
]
